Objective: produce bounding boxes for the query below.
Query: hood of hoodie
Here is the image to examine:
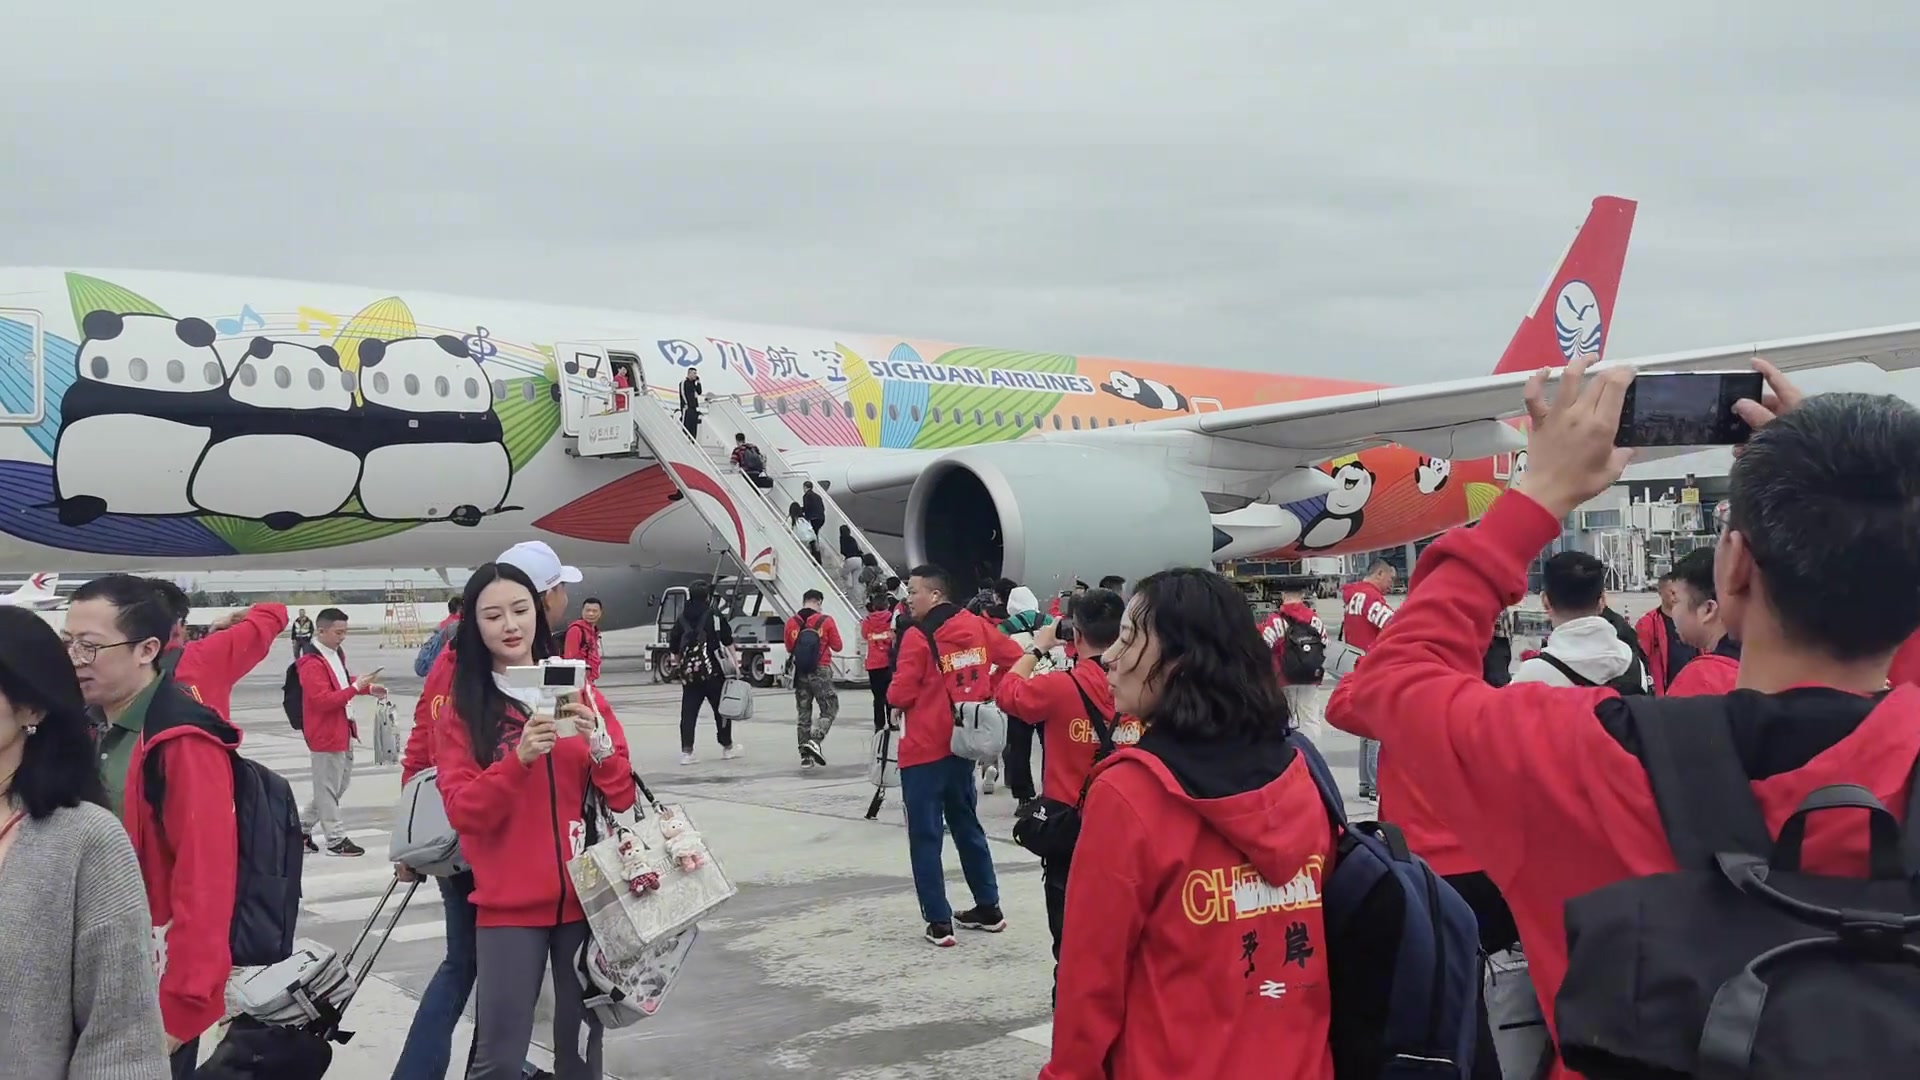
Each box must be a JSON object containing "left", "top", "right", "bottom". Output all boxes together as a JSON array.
[
  {"left": 1125, "top": 726, "right": 1305, "bottom": 883},
  {"left": 1539, "top": 614, "right": 1637, "bottom": 683},
  {"left": 1007, "top": 586, "right": 1039, "bottom": 615}
]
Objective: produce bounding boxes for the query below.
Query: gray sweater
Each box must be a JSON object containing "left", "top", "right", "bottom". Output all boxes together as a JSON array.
[{"left": 0, "top": 800, "right": 171, "bottom": 1080}]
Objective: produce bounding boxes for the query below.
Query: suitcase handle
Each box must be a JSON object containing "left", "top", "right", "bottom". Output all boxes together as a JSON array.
[{"left": 336, "top": 876, "right": 421, "bottom": 1013}]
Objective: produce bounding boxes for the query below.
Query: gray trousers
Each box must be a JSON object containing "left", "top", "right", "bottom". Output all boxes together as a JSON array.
[
  {"left": 795, "top": 671, "right": 838, "bottom": 744},
  {"left": 470, "top": 921, "right": 602, "bottom": 1080},
  {"left": 300, "top": 750, "right": 354, "bottom": 843}
]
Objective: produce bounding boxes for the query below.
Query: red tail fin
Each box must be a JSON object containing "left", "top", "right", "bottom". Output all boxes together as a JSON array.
[{"left": 1490, "top": 196, "right": 1637, "bottom": 376}]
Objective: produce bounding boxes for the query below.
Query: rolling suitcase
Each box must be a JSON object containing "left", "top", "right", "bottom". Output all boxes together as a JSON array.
[{"left": 200, "top": 877, "right": 420, "bottom": 1079}]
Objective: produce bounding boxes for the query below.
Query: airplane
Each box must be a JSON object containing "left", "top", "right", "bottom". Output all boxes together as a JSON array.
[
  {"left": 0, "top": 572, "right": 65, "bottom": 610},
  {"left": 1, "top": 194, "right": 1917, "bottom": 635}
]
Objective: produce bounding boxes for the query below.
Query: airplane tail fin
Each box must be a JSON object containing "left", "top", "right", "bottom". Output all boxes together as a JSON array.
[
  {"left": 1491, "top": 195, "right": 1637, "bottom": 376},
  {"left": 6, "top": 572, "right": 57, "bottom": 605}
]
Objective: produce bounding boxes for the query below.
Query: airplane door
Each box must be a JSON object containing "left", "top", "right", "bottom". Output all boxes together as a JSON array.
[
  {"left": 555, "top": 341, "right": 614, "bottom": 437},
  {"left": 0, "top": 308, "right": 46, "bottom": 425}
]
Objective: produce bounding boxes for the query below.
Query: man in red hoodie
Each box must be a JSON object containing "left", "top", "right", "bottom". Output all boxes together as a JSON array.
[
  {"left": 67, "top": 574, "right": 238, "bottom": 1078},
  {"left": 786, "top": 588, "right": 844, "bottom": 767},
  {"left": 146, "top": 579, "right": 289, "bottom": 722},
  {"left": 887, "top": 563, "right": 1023, "bottom": 946},
  {"left": 1664, "top": 545, "right": 1742, "bottom": 696},
  {"left": 297, "top": 607, "right": 385, "bottom": 857},
  {"left": 859, "top": 595, "right": 897, "bottom": 731},
  {"left": 1260, "top": 587, "right": 1328, "bottom": 741},
  {"left": 1340, "top": 560, "right": 1396, "bottom": 799},
  {"left": 1327, "top": 356, "right": 1920, "bottom": 1076},
  {"left": 562, "top": 596, "right": 604, "bottom": 682},
  {"left": 1633, "top": 571, "right": 1699, "bottom": 693}
]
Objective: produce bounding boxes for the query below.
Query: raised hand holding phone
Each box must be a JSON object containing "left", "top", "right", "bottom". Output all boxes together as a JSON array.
[{"left": 1512, "top": 354, "right": 1637, "bottom": 520}]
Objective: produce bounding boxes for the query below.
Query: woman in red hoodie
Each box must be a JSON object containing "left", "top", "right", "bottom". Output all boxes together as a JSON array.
[
  {"left": 1045, "top": 568, "right": 1334, "bottom": 1080},
  {"left": 434, "top": 562, "right": 636, "bottom": 1080}
]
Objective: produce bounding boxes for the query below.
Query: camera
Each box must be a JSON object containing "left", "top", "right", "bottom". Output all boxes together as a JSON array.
[{"left": 503, "top": 658, "right": 588, "bottom": 692}]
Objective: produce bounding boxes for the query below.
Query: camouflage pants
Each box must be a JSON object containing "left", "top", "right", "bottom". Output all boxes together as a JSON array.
[{"left": 795, "top": 670, "right": 839, "bottom": 744}]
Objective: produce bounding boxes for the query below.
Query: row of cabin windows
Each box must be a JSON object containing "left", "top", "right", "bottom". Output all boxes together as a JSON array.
[
  {"left": 84, "top": 354, "right": 540, "bottom": 403},
  {"left": 749, "top": 394, "right": 1134, "bottom": 430}
]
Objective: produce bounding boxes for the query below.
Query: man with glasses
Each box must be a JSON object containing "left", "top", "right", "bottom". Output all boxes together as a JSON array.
[{"left": 66, "top": 573, "right": 241, "bottom": 1079}]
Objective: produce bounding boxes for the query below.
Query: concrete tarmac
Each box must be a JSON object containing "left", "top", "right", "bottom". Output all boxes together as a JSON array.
[{"left": 191, "top": 622, "right": 1386, "bottom": 1080}]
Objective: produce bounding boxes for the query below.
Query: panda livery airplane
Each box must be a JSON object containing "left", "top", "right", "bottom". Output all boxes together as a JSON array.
[{"left": 1, "top": 194, "right": 1917, "bottom": 629}]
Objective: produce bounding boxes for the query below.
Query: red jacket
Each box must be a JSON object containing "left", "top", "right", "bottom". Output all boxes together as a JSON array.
[
  {"left": 1324, "top": 489, "right": 1920, "bottom": 1078},
  {"left": 1261, "top": 602, "right": 1326, "bottom": 687},
  {"left": 994, "top": 657, "right": 1142, "bottom": 804},
  {"left": 1339, "top": 581, "right": 1393, "bottom": 650},
  {"left": 1634, "top": 608, "right": 1671, "bottom": 693},
  {"left": 886, "top": 605, "right": 1022, "bottom": 769},
  {"left": 403, "top": 645, "right": 457, "bottom": 784},
  {"left": 784, "top": 610, "right": 844, "bottom": 659},
  {"left": 434, "top": 685, "right": 637, "bottom": 927},
  {"left": 298, "top": 648, "right": 368, "bottom": 753},
  {"left": 1890, "top": 630, "right": 1920, "bottom": 686},
  {"left": 1667, "top": 643, "right": 1740, "bottom": 696},
  {"left": 562, "top": 619, "right": 603, "bottom": 682},
  {"left": 174, "top": 602, "right": 289, "bottom": 719},
  {"left": 1044, "top": 738, "right": 1335, "bottom": 1079},
  {"left": 1326, "top": 663, "right": 1476, "bottom": 876},
  {"left": 121, "top": 680, "right": 239, "bottom": 1044},
  {"left": 859, "top": 609, "right": 895, "bottom": 671}
]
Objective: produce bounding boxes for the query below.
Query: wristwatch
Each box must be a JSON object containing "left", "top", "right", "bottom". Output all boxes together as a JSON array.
[{"left": 1029, "top": 648, "right": 1048, "bottom": 662}]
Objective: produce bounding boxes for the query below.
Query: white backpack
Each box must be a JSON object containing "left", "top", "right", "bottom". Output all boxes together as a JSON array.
[{"left": 388, "top": 767, "right": 468, "bottom": 876}]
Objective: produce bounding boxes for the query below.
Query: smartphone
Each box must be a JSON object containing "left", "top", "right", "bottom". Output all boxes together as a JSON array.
[{"left": 1614, "top": 371, "right": 1764, "bottom": 448}]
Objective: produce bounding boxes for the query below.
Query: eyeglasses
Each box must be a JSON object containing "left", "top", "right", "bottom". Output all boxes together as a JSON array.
[{"left": 63, "top": 639, "right": 136, "bottom": 665}]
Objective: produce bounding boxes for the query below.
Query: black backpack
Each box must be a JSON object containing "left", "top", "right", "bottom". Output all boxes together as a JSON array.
[
  {"left": 1554, "top": 696, "right": 1920, "bottom": 1078},
  {"left": 1279, "top": 619, "right": 1327, "bottom": 684},
  {"left": 740, "top": 445, "right": 765, "bottom": 473},
  {"left": 792, "top": 614, "right": 825, "bottom": 675},
  {"left": 1535, "top": 651, "right": 1649, "bottom": 696},
  {"left": 281, "top": 658, "right": 305, "bottom": 730},
  {"left": 144, "top": 724, "right": 304, "bottom": 968}
]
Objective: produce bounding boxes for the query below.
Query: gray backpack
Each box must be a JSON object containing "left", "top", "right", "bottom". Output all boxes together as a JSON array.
[{"left": 388, "top": 767, "right": 467, "bottom": 876}]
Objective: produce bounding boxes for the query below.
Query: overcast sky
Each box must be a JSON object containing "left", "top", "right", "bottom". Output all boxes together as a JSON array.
[{"left": 8, "top": 2, "right": 1919, "bottom": 423}]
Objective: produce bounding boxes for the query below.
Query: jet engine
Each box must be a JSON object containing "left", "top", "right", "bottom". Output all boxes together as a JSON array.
[{"left": 903, "top": 443, "right": 1214, "bottom": 599}]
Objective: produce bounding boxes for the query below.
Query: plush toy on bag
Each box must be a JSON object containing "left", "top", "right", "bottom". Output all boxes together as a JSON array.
[
  {"left": 615, "top": 832, "right": 663, "bottom": 895},
  {"left": 658, "top": 808, "right": 707, "bottom": 872}
]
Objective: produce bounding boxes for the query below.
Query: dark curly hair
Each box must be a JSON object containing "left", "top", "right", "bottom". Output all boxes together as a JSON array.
[{"left": 1125, "top": 567, "right": 1290, "bottom": 739}]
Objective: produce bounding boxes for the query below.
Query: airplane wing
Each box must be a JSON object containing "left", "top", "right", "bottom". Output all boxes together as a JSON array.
[{"left": 1068, "top": 322, "right": 1920, "bottom": 467}]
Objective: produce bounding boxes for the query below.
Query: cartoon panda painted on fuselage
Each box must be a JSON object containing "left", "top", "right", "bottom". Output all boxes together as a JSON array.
[
  {"left": 1298, "top": 460, "right": 1374, "bottom": 549},
  {"left": 1100, "top": 369, "right": 1188, "bottom": 412},
  {"left": 190, "top": 338, "right": 363, "bottom": 529},
  {"left": 355, "top": 334, "right": 509, "bottom": 526},
  {"left": 52, "top": 311, "right": 232, "bottom": 525},
  {"left": 1415, "top": 455, "right": 1451, "bottom": 495}
]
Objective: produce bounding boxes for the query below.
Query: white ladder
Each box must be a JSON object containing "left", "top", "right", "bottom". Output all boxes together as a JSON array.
[{"left": 621, "top": 391, "right": 868, "bottom": 681}]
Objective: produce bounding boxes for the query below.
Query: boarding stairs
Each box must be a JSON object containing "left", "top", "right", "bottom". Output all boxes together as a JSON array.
[{"left": 607, "top": 391, "right": 874, "bottom": 681}]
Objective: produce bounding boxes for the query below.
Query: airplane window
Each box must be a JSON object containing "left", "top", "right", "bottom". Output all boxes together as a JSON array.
[
  {"left": 521, "top": 382, "right": 536, "bottom": 402},
  {"left": 1106, "top": 417, "right": 1116, "bottom": 427},
  {"left": 777, "top": 397, "right": 789, "bottom": 414},
  {"left": 464, "top": 377, "right": 480, "bottom": 400},
  {"left": 89, "top": 355, "right": 108, "bottom": 379},
  {"left": 404, "top": 374, "right": 420, "bottom": 396},
  {"left": 308, "top": 368, "right": 326, "bottom": 391},
  {"left": 161, "top": 359, "right": 182, "bottom": 384},
  {"left": 1052, "top": 415, "right": 1062, "bottom": 430},
  {"left": 910, "top": 405, "right": 921, "bottom": 422},
  {"left": 1071, "top": 416, "right": 1080, "bottom": 430},
  {"left": 492, "top": 379, "right": 506, "bottom": 400},
  {"left": 799, "top": 399, "right": 811, "bottom": 416},
  {"left": 129, "top": 358, "right": 148, "bottom": 382},
  {"left": 373, "top": 372, "right": 390, "bottom": 395},
  {"left": 953, "top": 409, "right": 962, "bottom": 425},
  {"left": 435, "top": 375, "right": 450, "bottom": 397},
  {"left": 751, "top": 395, "right": 764, "bottom": 413},
  {"left": 342, "top": 371, "right": 358, "bottom": 393},
  {"left": 1013, "top": 413, "right": 1025, "bottom": 428},
  {"left": 273, "top": 365, "right": 291, "bottom": 390},
  {"left": 842, "top": 400, "right": 852, "bottom": 418},
  {"left": 238, "top": 365, "right": 257, "bottom": 387},
  {"left": 204, "top": 362, "right": 221, "bottom": 385},
  {"left": 930, "top": 407, "right": 942, "bottom": 423},
  {"left": 866, "top": 402, "right": 877, "bottom": 421},
  {"left": 993, "top": 410, "right": 1004, "bottom": 426},
  {"left": 972, "top": 409, "right": 983, "bottom": 425},
  {"left": 888, "top": 404, "right": 899, "bottom": 421}
]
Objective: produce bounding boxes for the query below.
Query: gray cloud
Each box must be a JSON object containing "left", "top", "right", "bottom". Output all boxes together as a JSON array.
[{"left": 6, "top": 2, "right": 1920, "bottom": 396}]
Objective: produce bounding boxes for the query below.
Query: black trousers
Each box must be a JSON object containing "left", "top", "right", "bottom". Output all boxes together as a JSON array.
[
  {"left": 679, "top": 675, "right": 730, "bottom": 751},
  {"left": 867, "top": 668, "right": 892, "bottom": 731},
  {"left": 1044, "top": 852, "right": 1072, "bottom": 1008},
  {"left": 169, "top": 1039, "right": 199, "bottom": 1079},
  {"left": 1004, "top": 718, "right": 1040, "bottom": 802}
]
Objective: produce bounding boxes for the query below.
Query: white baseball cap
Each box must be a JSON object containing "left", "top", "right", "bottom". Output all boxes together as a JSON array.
[{"left": 496, "top": 541, "right": 583, "bottom": 593}]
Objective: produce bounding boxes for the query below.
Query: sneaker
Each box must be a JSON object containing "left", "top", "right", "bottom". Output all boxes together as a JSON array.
[
  {"left": 954, "top": 904, "right": 1007, "bottom": 933},
  {"left": 924, "top": 922, "right": 957, "bottom": 947},
  {"left": 803, "top": 739, "right": 825, "bottom": 766},
  {"left": 302, "top": 835, "right": 320, "bottom": 855},
  {"left": 722, "top": 744, "right": 743, "bottom": 760},
  {"left": 981, "top": 764, "right": 999, "bottom": 794},
  {"left": 800, "top": 756, "right": 816, "bottom": 770},
  {"left": 680, "top": 751, "right": 697, "bottom": 766},
  {"left": 327, "top": 838, "right": 365, "bottom": 858}
]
